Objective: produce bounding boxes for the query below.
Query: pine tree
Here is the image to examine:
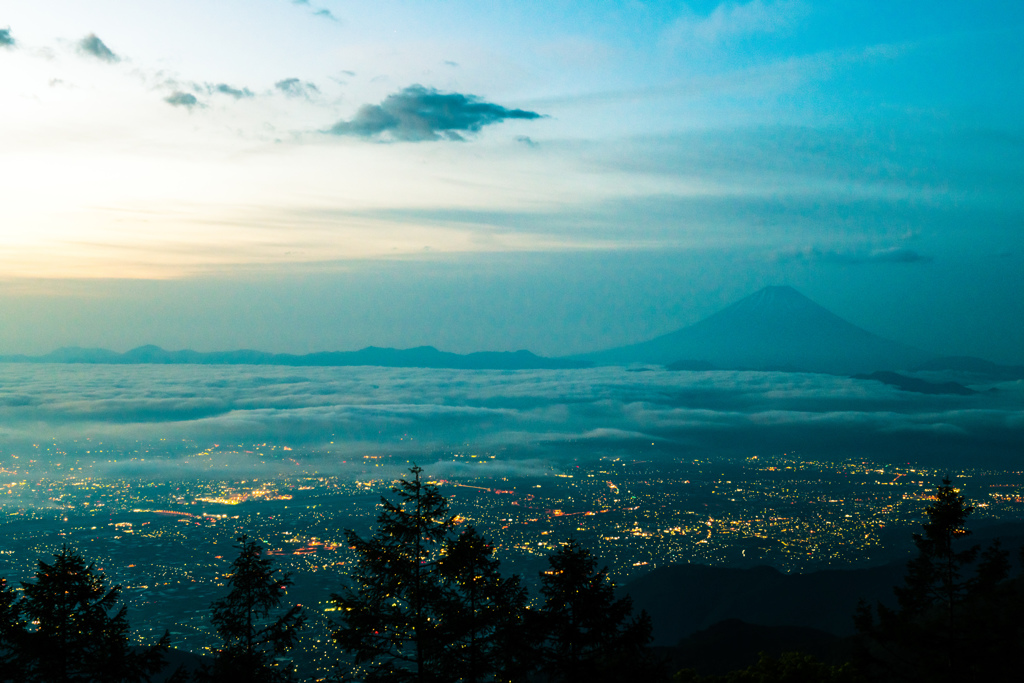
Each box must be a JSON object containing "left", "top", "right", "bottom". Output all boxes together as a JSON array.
[
  {"left": 18, "top": 545, "right": 168, "bottom": 683},
  {"left": 485, "top": 573, "right": 538, "bottom": 683},
  {"left": 854, "top": 478, "right": 1016, "bottom": 682},
  {"left": 332, "top": 466, "right": 454, "bottom": 683},
  {"left": 435, "top": 526, "right": 534, "bottom": 683},
  {"left": 537, "top": 539, "right": 657, "bottom": 683},
  {"left": 205, "top": 535, "right": 306, "bottom": 683},
  {"left": 0, "top": 577, "right": 25, "bottom": 683},
  {"left": 894, "top": 478, "right": 979, "bottom": 620}
]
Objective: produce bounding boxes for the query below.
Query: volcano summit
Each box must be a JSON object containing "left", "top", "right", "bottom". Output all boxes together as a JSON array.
[{"left": 579, "top": 286, "right": 930, "bottom": 375}]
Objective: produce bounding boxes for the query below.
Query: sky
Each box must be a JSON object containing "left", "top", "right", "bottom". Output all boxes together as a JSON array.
[{"left": 2, "top": 1, "right": 1023, "bottom": 363}]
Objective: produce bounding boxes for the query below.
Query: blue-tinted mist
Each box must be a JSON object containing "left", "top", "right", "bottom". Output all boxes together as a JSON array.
[{"left": 0, "top": 364, "right": 1020, "bottom": 473}]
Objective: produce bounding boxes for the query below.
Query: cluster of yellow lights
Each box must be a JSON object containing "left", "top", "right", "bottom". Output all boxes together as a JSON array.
[{"left": 195, "top": 490, "right": 293, "bottom": 505}]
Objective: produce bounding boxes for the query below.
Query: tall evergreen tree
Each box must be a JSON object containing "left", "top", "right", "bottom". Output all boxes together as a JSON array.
[
  {"left": 893, "top": 478, "right": 979, "bottom": 620},
  {"left": 0, "top": 577, "right": 25, "bottom": 683},
  {"left": 484, "top": 573, "right": 538, "bottom": 683},
  {"left": 537, "top": 539, "right": 658, "bottom": 683},
  {"left": 18, "top": 545, "right": 168, "bottom": 683},
  {"left": 855, "top": 478, "right": 1017, "bottom": 683},
  {"left": 205, "top": 535, "right": 306, "bottom": 683},
  {"left": 332, "top": 466, "right": 454, "bottom": 683},
  {"left": 435, "top": 526, "right": 535, "bottom": 683}
]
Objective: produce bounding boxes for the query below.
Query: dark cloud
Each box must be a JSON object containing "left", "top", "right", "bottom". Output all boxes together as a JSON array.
[
  {"left": 213, "top": 83, "right": 254, "bottom": 99},
  {"left": 78, "top": 33, "right": 119, "bottom": 62},
  {"left": 165, "top": 91, "right": 200, "bottom": 109},
  {"left": 780, "top": 246, "right": 933, "bottom": 265},
  {"left": 863, "top": 247, "right": 932, "bottom": 264},
  {"left": 275, "top": 77, "right": 319, "bottom": 98},
  {"left": 0, "top": 27, "right": 14, "bottom": 48},
  {"left": 327, "top": 84, "right": 543, "bottom": 142}
]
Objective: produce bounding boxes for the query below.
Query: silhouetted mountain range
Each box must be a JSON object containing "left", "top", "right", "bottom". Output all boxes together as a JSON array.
[
  {"left": 0, "top": 287, "right": 1016, "bottom": 375},
  {"left": 0, "top": 345, "right": 590, "bottom": 370},
  {"left": 579, "top": 286, "right": 931, "bottom": 374}
]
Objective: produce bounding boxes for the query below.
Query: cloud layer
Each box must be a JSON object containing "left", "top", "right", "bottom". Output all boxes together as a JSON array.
[
  {"left": 0, "top": 364, "right": 1019, "bottom": 477},
  {"left": 328, "top": 85, "right": 542, "bottom": 141}
]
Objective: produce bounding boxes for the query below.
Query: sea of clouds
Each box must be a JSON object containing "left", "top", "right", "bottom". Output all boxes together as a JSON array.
[{"left": 0, "top": 364, "right": 1020, "bottom": 476}]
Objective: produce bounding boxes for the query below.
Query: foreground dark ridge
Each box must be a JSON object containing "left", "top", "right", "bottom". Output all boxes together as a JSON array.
[{"left": 0, "top": 344, "right": 592, "bottom": 370}]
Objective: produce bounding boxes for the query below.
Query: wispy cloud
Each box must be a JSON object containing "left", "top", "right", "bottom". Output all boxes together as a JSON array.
[
  {"left": 291, "top": 0, "right": 338, "bottom": 21},
  {"left": 0, "top": 27, "right": 14, "bottom": 48},
  {"left": 666, "top": 0, "right": 808, "bottom": 45},
  {"left": 275, "top": 77, "right": 319, "bottom": 98},
  {"left": 78, "top": 33, "right": 119, "bottom": 62},
  {"left": 328, "top": 85, "right": 542, "bottom": 142},
  {"left": 213, "top": 83, "right": 254, "bottom": 99},
  {"left": 780, "top": 246, "right": 934, "bottom": 265},
  {"left": 165, "top": 91, "right": 201, "bottom": 109}
]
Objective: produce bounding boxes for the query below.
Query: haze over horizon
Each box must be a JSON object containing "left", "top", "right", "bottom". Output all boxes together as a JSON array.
[{"left": 2, "top": 1, "right": 1023, "bottom": 363}]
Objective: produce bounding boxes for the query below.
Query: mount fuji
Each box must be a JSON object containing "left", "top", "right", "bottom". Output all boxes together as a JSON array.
[{"left": 579, "top": 286, "right": 930, "bottom": 374}]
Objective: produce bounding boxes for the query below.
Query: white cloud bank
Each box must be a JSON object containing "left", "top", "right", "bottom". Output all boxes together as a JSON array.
[{"left": 0, "top": 364, "right": 1019, "bottom": 473}]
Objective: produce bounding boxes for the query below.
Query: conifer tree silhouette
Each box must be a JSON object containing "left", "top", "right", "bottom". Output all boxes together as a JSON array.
[
  {"left": 332, "top": 466, "right": 454, "bottom": 683},
  {"left": 855, "top": 478, "right": 1018, "bottom": 683},
  {"left": 18, "top": 545, "right": 168, "bottom": 683},
  {"left": 536, "top": 539, "right": 656, "bottom": 683},
  {"left": 204, "top": 535, "right": 305, "bottom": 683},
  {"left": 894, "top": 478, "right": 979, "bottom": 620},
  {"left": 436, "top": 526, "right": 534, "bottom": 683},
  {"left": 0, "top": 577, "right": 26, "bottom": 682}
]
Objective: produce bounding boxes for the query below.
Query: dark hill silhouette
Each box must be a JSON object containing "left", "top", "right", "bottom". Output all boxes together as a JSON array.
[
  {"left": 621, "top": 561, "right": 906, "bottom": 646},
  {"left": 148, "top": 647, "right": 204, "bottom": 683},
  {"left": 624, "top": 522, "right": 1024, "bottom": 648},
  {"left": 0, "top": 345, "right": 590, "bottom": 370},
  {"left": 657, "top": 619, "right": 850, "bottom": 676},
  {"left": 579, "top": 286, "right": 930, "bottom": 374},
  {"left": 852, "top": 371, "right": 976, "bottom": 395}
]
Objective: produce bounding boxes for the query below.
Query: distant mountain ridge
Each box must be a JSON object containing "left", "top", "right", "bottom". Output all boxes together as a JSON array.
[
  {"left": 3, "top": 288, "right": 1015, "bottom": 375},
  {"left": 0, "top": 345, "right": 590, "bottom": 370},
  {"left": 579, "top": 285, "right": 930, "bottom": 374},
  {"left": 853, "top": 371, "right": 976, "bottom": 395}
]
